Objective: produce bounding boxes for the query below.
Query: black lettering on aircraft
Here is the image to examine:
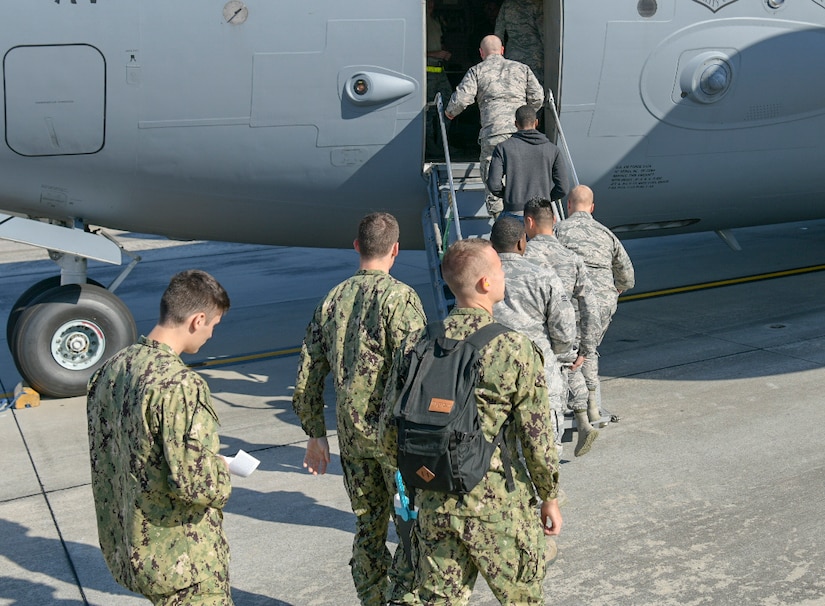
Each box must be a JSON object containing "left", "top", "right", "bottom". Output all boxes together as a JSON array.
[{"left": 54, "top": 1, "right": 98, "bottom": 4}]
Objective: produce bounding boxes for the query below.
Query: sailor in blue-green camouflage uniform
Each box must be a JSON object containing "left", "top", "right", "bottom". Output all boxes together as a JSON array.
[
  {"left": 292, "top": 212, "right": 427, "bottom": 606},
  {"left": 524, "top": 197, "right": 602, "bottom": 457},
  {"left": 87, "top": 270, "right": 233, "bottom": 606},
  {"left": 380, "top": 238, "right": 561, "bottom": 605}
]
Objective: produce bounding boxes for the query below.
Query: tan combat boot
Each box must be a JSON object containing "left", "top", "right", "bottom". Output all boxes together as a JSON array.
[
  {"left": 574, "top": 410, "right": 599, "bottom": 457},
  {"left": 587, "top": 389, "right": 601, "bottom": 422}
]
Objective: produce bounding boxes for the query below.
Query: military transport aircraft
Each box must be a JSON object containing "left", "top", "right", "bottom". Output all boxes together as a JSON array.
[{"left": 2, "top": 0, "right": 825, "bottom": 397}]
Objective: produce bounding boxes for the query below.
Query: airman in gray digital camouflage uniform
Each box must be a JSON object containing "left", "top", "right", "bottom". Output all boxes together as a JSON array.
[
  {"left": 490, "top": 216, "right": 576, "bottom": 456},
  {"left": 380, "top": 238, "right": 561, "bottom": 605},
  {"left": 556, "top": 184, "right": 636, "bottom": 421},
  {"left": 495, "top": 0, "right": 545, "bottom": 88},
  {"left": 87, "top": 269, "right": 233, "bottom": 606},
  {"left": 445, "top": 34, "right": 544, "bottom": 217},
  {"left": 524, "top": 197, "right": 603, "bottom": 457},
  {"left": 292, "top": 212, "right": 427, "bottom": 606}
]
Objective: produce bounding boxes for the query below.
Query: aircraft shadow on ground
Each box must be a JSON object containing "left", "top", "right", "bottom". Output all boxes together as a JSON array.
[
  {"left": 207, "top": 371, "right": 344, "bottom": 450},
  {"left": 0, "top": 518, "right": 299, "bottom": 606},
  {"left": 0, "top": 519, "right": 140, "bottom": 603},
  {"left": 226, "top": 487, "right": 354, "bottom": 534},
  {"left": 231, "top": 587, "right": 294, "bottom": 606},
  {"left": 0, "top": 576, "right": 86, "bottom": 606}
]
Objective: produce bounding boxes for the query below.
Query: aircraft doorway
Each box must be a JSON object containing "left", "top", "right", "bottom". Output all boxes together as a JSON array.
[{"left": 425, "top": 0, "right": 562, "bottom": 162}]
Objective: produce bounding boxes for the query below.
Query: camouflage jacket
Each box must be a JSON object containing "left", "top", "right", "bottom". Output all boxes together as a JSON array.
[
  {"left": 524, "top": 234, "right": 601, "bottom": 359},
  {"left": 556, "top": 210, "right": 636, "bottom": 297},
  {"left": 494, "top": 0, "right": 544, "bottom": 81},
  {"left": 494, "top": 253, "right": 576, "bottom": 399},
  {"left": 379, "top": 308, "right": 560, "bottom": 517},
  {"left": 293, "top": 269, "right": 427, "bottom": 459},
  {"left": 87, "top": 337, "right": 231, "bottom": 596},
  {"left": 445, "top": 53, "right": 544, "bottom": 142}
]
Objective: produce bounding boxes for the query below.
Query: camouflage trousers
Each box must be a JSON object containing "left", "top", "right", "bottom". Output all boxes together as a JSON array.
[
  {"left": 562, "top": 363, "right": 588, "bottom": 413},
  {"left": 583, "top": 297, "right": 618, "bottom": 390},
  {"left": 479, "top": 133, "right": 512, "bottom": 216},
  {"left": 145, "top": 570, "right": 232, "bottom": 606},
  {"left": 414, "top": 500, "right": 546, "bottom": 605},
  {"left": 341, "top": 454, "right": 414, "bottom": 606},
  {"left": 545, "top": 362, "right": 566, "bottom": 447}
]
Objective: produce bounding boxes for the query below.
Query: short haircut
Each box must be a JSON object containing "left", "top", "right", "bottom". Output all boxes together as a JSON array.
[
  {"left": 159, "top": 269, "right": 230, "bottom": 326},
  {"left": 568, "top": 184, "right": 594, "bottom": 211},
  {"left": 515, "top": 105, "right": 537, "bottom": 128},
  {"left": 524, "top": 196, "right": 556, "bottom": 228},
  {"left": 441, "top": 238, "right": 492, "bottom": 295},
  {"left": 490, "top": 216, "right": 525, "bottom": 253},
  {"left": 357, "top": 212, "right": 399, "bottom": 259}
]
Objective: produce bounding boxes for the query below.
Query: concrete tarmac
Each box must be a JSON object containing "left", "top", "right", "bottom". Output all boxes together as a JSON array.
[{"left": 1, "top": 220, "right": 825, "bottom": 605}]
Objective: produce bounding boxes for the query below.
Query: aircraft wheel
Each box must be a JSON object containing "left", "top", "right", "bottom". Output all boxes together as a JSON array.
[
  {"left": 6, "top": 276, "right": 103, "bottom": 344},
  {"left": 10, "top": 283, "right": 136, "bottom": 398}
]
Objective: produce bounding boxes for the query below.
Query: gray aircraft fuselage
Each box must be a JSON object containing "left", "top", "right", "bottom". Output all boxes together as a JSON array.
[
  {"left": 3, "top": 0, "right": 825, "bottom": 399},
  {"left": 2, "top": 1, "right": 824, "bottom": 249}
]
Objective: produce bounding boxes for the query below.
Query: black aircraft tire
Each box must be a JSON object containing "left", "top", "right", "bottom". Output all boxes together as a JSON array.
[
  {"left": 10, "top": 283, "right": 136, "bottom": 398},
  {"left": 6, "top": 276, "right": 104, "bottom": 344}
]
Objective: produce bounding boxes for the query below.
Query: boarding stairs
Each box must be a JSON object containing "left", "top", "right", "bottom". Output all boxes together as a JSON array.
[
  {"left": 421, "top": 93, "right": 613, "bottom": 437},
  {"left": 422, "top": 159, "right": 493, "bottom": 319},
  {"left": 422, "top": 91, "right": 579, "bottom": 320}
]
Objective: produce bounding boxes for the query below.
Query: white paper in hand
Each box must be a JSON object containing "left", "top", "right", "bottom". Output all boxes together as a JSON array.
[{"left": 227, "top": 449, "right": 260, "bottom": 477}]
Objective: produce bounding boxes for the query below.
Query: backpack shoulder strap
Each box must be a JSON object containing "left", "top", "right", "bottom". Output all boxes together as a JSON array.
[
  {"left": 491, "top": 415, "right": 516, "bottom": 492},
  {"left": 424, "top": 321, "right": 446, "bottom": 341},
  {"left": 464, "top": 321, "right": 510, "bottom": 351},
  {"left": 467, "top": 321, "right": 517, "bottom": 492}
]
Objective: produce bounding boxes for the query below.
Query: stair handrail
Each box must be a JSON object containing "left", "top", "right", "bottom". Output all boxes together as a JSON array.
[
  {"left": 546, "top": 89, "right": 578, "bottom": 222},
  {"left": 435, "top": 92, "right": 463, "bottom": 244}
]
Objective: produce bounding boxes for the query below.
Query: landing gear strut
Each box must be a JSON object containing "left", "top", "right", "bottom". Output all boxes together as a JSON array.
[{"left": 2, "top": 217, "right": 140, "bottom": 398}]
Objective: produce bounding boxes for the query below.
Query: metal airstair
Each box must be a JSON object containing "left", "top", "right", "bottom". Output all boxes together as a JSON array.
[
  {"left": 421, "top": 91, "right": 579, "bottom": 320},
  {"left": 422, "top": 162, "right": 493, "bottom": 319},
  {"left": 421, "top": 94, "right": 494, "bottom": 319}
]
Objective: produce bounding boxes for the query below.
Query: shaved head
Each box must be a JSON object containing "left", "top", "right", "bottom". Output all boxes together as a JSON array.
[
  {"left": 568, "top": 185, "right": 595, "bottom": 213},
  {"left": 480, "top": 35, "right": 503, "bottom": 58}
]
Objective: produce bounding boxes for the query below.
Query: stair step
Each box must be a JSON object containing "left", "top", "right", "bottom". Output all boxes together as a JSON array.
[{"left": 439, "top": 181, "right": 485, "bottom": 192}]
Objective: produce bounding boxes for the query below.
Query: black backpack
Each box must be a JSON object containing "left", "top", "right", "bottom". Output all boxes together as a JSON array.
[{"left": 393, "top": 321, "right": 515, "bottom": 496}]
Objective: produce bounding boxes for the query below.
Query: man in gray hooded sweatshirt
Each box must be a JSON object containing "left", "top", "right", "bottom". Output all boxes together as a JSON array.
[{"left": 487, "top": 105, "right": 570, "bottom": 215}]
